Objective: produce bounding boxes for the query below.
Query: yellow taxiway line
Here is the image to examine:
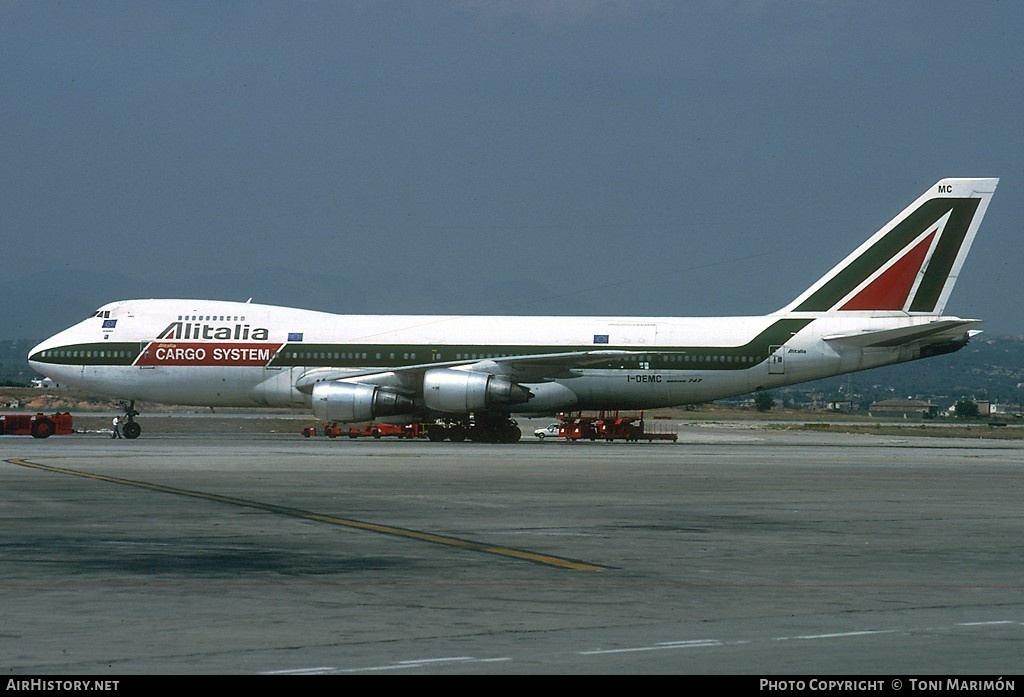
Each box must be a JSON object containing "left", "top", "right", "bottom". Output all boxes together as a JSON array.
[{"left": 6, "top": 457, "right": 606, "bottom": 571}]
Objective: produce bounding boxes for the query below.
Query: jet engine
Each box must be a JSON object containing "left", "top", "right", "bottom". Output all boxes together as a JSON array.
[
  {"left": 312, "top": 381, "right": 415, "bottom": 422},
  {"left": 422, "top": 368, "right": 531, "bottom": 413}
]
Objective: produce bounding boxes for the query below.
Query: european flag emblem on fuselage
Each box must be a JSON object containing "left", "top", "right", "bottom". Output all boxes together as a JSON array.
[
  {"left": 102, "top": 319, "right": 117, "bottom": 329},
  {"left": 288, "top": 332, "right": 303, "bottom": 342},
  {"left": 593, "top": 334, "right": 609, "bottom": 344}
]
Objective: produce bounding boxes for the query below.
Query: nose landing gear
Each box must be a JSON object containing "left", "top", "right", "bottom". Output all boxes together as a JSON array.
[{"left": 118, "top": 400, "right": 142, "bottom": 439}]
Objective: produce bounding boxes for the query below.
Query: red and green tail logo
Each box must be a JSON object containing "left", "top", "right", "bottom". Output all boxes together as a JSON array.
[{"left": 782, "top": 178, "right": 996, "bottom": 315}]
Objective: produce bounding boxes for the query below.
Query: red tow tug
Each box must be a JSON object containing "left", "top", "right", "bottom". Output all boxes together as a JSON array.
[
  {"left": 557, "top": 411, "right": 677, "bottom": 442},
  {"left": 302, "top": 422, "right": 430, "bottom": 439},
  {"left": 0, "top": 412, "right": 74, "bottom": 438}
]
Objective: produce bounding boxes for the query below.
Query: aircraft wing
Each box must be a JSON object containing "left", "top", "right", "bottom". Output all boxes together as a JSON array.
[
  {"left": 293, "top": 349, "right": 641, "bottom": 394},
  {"left": 482, "top": 349, "right": 645, "bottom": 381},
  {"left": 823, "top": 319, "right": 981, "bottom": 348}
]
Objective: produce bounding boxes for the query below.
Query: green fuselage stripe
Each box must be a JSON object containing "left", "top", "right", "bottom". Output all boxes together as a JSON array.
[{"left": 30, "top": 319, "right": 813, "bottom": 373}]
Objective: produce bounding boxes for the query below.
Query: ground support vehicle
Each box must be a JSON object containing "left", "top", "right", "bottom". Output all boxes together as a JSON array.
[
  {"left": 556, "top": 411, "right": 677, "bottom": 442},
  {"left": 340, "top": 423, "right": 428, "bottom": 439},
  {"left": 0, "top": 412, "right": 74, "bottom": 438},
  {"left": 533, "top": 423, "right": 560, "bottom": 439},
  {"left": 303, "top": 422, "right": 430, "bottom": 439}
]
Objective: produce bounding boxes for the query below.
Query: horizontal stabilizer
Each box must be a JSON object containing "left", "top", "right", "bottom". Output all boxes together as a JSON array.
[{"left": 823, "top": 319, "right": 980, "bottom": 348}]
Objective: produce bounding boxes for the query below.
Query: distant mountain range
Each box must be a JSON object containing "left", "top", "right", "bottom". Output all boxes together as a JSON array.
[{"left": 777, "top": 334, "right": 1024, "bottom": 408}]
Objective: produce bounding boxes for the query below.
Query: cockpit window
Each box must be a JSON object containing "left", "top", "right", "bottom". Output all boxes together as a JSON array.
[{"left": 90, "top": 310, "right": 111, "bottom": 319}]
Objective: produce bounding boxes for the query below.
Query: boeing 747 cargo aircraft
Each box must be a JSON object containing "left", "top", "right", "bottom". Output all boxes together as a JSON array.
[{"left": 29, "top": 178, "right": 997, "bottom": 441}]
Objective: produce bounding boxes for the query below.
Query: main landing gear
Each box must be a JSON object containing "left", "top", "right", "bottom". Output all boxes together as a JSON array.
[
  {"left": 118, "top": 400, "right": 142, "bottom": 439},
  {"left": 429, "top": 414, "right": 522, "bottom": 443}
]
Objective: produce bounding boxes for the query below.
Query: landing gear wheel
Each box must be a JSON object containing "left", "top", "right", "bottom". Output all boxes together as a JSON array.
[
  {"left": 447, "top": 425, "right": 467, "bottom": 442},
  {"left": 500, "top": 424, "right": 522, "bottom": 443},
  {"left": 117, "top": 400, "right": 141, "bottom": 439}
]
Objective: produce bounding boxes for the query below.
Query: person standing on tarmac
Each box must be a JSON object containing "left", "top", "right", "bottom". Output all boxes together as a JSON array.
[{"left": 111, "top": 415, "right": 122, "bottom": 439}]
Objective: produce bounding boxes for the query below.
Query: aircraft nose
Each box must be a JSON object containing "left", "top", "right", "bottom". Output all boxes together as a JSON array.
[
  {"left": 27, "top": 328, "right": 77, "bottom": 377},
  {"left": 28, "top": 337, "right": 56, "bottom": 375},
  {"left": 28, "top": 333, "right": 60, "bottom": 363},
  {"left": 29, "top": 339, "right": 48, "bottom": 364}
]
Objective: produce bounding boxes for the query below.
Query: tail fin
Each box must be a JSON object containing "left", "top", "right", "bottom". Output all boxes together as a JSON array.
[{"left": 779, "top": 178, "right": 997, "bottom": 316}]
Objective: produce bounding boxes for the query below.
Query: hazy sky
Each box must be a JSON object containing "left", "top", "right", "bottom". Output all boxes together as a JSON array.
[{"left": 3, "top": 1, "right": 1022, "bottom": 335}]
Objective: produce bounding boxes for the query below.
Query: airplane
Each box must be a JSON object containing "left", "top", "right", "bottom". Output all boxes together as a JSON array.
[{"left": 28, "top": 177, "right": 997, "bottom": 441}]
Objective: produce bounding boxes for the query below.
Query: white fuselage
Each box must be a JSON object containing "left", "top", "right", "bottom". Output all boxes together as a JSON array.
[{"left": 28, "top": 298, "right": 951, "bottom": 416}]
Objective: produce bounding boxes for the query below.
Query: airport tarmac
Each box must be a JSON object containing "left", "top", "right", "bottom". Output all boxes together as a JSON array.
[{"left": 2, "top": 419, "right": 1023, "bottom": 675}]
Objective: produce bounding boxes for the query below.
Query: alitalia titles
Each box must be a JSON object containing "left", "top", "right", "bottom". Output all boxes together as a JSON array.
[{"left": 158, "top": 320, "right": 270, "bottom": 341}]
